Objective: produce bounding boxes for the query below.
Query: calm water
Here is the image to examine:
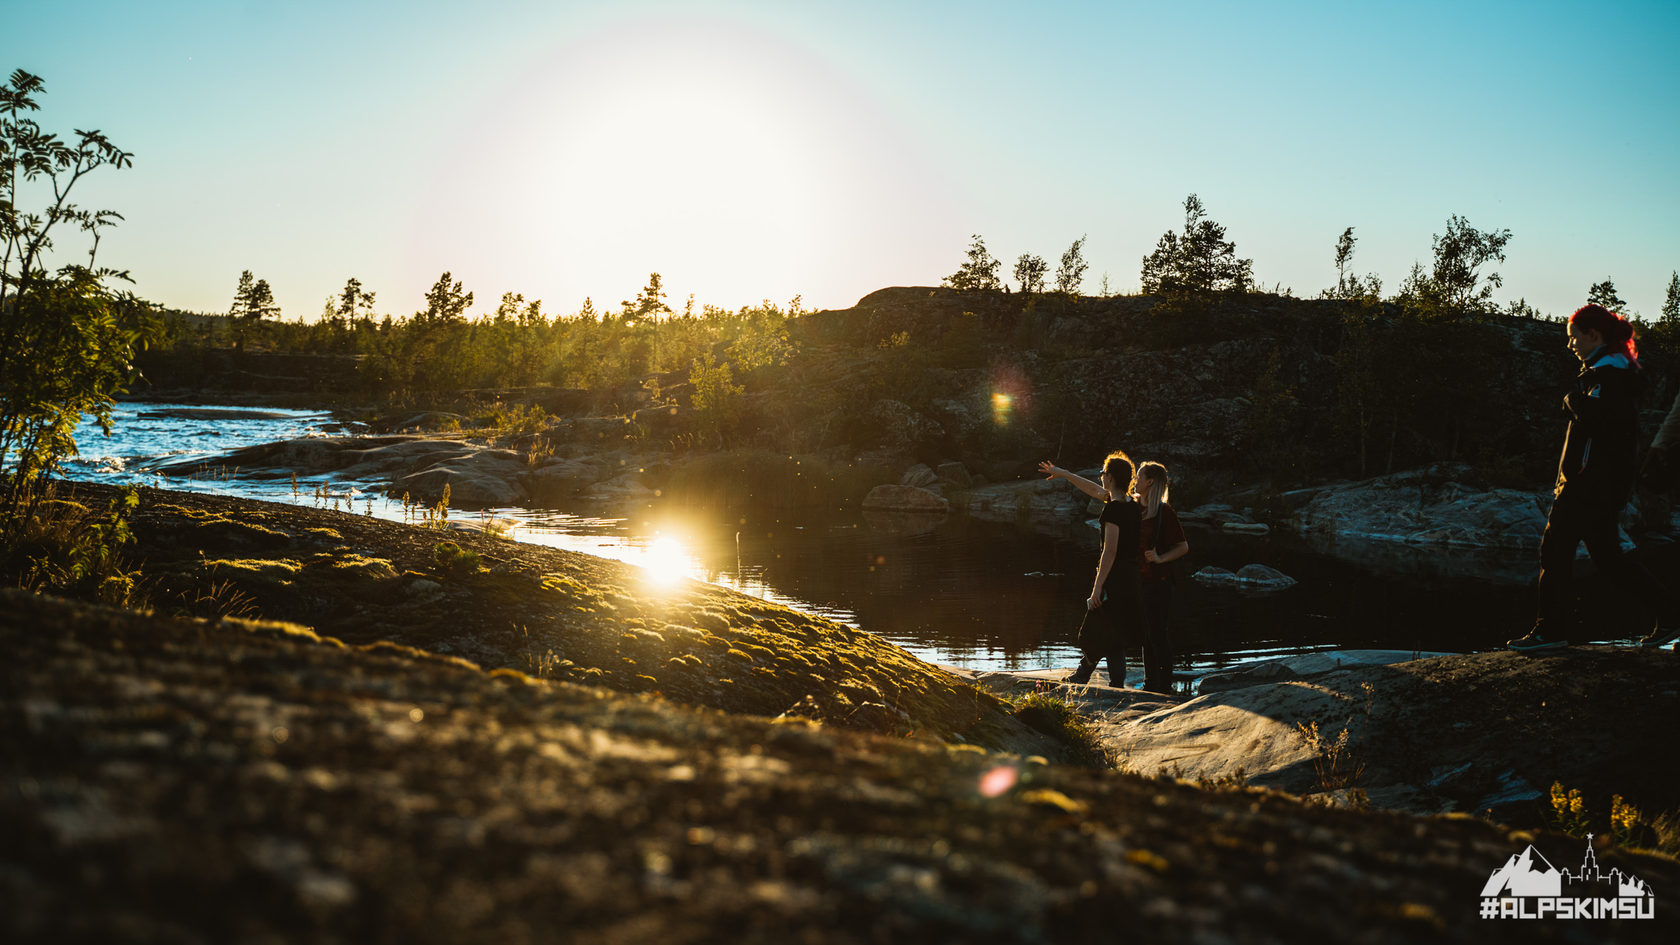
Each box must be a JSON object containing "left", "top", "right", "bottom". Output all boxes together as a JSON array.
[{"left": 64, "top": 403, "right": 1579, "bottom": 683}]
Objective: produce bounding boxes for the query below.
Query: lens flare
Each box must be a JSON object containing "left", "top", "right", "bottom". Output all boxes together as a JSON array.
[
  {"left": 978, "top": 765, "right": 1018, "bottom": 798},
  {"left": 991, "top": 391, "right": 1014, "bottom": 426}
]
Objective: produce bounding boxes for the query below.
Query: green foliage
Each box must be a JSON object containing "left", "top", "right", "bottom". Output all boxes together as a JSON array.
[
  {"left": 228, "top": 269, "right": 278, "bottom": 320},
  {"left": 431, "top": 539, "right": 481, "bottom": 579},
  {"left": 1053, "top": 234, "right": 1088, "bottom": 295},
  {"left": 471, "top": 400, "right": 551, "bottom": 439},
  {"left": 1325, "top": 226, "right": 1381, "bottom": 300},
  {"left": 1245, "top": 346, "right": 1300, "bottom": 479},
  {"left": 1, "top": 70, "right": 152, "bottom": 527},
  {"left": 1009, "top": 689, "right": 1112, "bottom": 768},
  {"left": 1397, "top": 214, "right": 1511, "bottom": 316},
  {"left": 624, "top": 272, "right": 672, "bottom": 325},
  {"left": 1013, "top": 253, "right": 1047, "bottom": 295},
  {"left": 336, "top": 276, "right": 376, "bottom": 327},
  {"left": 1664, "top": 271, "right": 1680, "bottom": 323},
  {"left": 419, "top": 271, "right": 472, "bottom": 326},
  {"left": 1140, "top": 194, "right": 1254, "bottom": 297},
  {"left": 4, "top": 487, "right": 141, "bottom": 604},
  {"left": 1586, "top": 276, "right": 1627, "bottom": 313},
  {"left": 943, "top": 234, "right": 1003, "bottom": 292},
  {"left": 689, "top": 350, "right": 743, "bottom": 445}
]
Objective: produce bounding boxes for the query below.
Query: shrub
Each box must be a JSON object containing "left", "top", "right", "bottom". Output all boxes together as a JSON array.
[{"left": 432, "top": 540, "right": 481, "bottom": 579}]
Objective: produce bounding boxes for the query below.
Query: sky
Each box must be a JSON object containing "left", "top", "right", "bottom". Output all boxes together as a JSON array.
[{"left": 9, "top": 0, "right": 1680, "bottom": 321}]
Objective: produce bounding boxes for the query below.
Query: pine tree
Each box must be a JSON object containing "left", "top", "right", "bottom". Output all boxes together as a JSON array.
[
  {"left": 1140, "top": 195, "right": 1253, "bottom": 297},
  {"left": 1586, "top": 277, "right": 1626, "bottom": 313},
  {"left": 228, "top": 270, "right": 255, "bottom": 318}
]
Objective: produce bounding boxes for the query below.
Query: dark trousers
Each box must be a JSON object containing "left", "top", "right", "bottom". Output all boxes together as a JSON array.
[
  {"left": 1141, "top": 580, "right": 1174, "bottom": 693},
  {"left": 1073, "top": 576, "right": 1141, "bottom": 686},
  {"left": 1536, "top": 485, "right": 1671, "bottom": 636}
]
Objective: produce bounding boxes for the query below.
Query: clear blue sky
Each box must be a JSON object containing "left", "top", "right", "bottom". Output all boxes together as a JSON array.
[{"left": 11, "top": 0, "right": 1680, "bottom": 320}]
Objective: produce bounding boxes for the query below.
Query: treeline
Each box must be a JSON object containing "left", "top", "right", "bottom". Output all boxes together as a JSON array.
[
  {"left": 934, "top": 195, "right": 1680, "bottom": 484},
  {"left": 152, "top": 271, "right": 801, "bottom": 417},
  {"left": 945, "top": 193, "right": 1680, "bottom": 326}
]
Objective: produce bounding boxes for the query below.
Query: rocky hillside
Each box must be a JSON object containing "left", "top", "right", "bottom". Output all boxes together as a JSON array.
[
  {"left": 9, "top": 585, "right": 1679, "bottom": 943},
  {"left": 28, "top": 482, "right": 1051, "bottom": 754},
  {"left": 787, "top": 288, "right": 1679, "bottom": 497},
  {"left": 133, "top": 288, "right": 1680, "bottom": 508}
]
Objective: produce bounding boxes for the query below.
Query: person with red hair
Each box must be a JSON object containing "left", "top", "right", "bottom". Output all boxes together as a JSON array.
[{"left": 1510, "top": 304, "right": 1679, "bottom": 651}]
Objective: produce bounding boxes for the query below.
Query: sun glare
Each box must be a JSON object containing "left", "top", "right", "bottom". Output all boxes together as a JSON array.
[
  {"left": 422, "top": 14, "right": 957, "bottom": 314},
  {"left": 638, "top": 535, "right": 696, "bottom": 589}
]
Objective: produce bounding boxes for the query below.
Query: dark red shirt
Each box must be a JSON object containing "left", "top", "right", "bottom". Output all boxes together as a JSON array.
[{"left": 1138, "top": 504, "right": 1186, "bottom": 582}]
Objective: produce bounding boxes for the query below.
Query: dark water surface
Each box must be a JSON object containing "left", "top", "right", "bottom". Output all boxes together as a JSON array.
[{"left": 68, "top": 403, "right": 1624, "bottom": 682}]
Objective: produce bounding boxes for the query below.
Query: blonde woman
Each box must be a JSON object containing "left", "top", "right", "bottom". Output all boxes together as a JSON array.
[
  {"left": 1038, "top": 451, "right": 1142, "bottom": 686},
  {"left": 1135, "top": 461, "right": 1189, "bottom": 693}
]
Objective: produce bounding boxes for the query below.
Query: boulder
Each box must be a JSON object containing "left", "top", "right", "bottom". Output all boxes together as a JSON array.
[
  {"left": 1291, "top": 465, "right": 1552, "bottom": 551},
  {"left": 900, "top": 464, "right": 939, "bottom": 488},
  {"left": 935, "top": 461, "right": 974, "bottom": 489},
  {"left": 630, "top": 404, "right": 692, "bottom": 438},
  {"left": 957, "top": 479, "right": 1086, "bottom": 527},
  {"left": 389, "top": 450, "right": 531, "bottom": 507},
  {"left": 1195, "top": 650, "right": 1451, "bottom": 695},
  {"left": 861, "top": 509, "right": 947, "bottom": 537},
  {"left": 861, "top": 484, "right": 948, "bottom": 513},
  {"left": 1190, "top": 564, "right": 1297, "bottom": 591},
  {"left": 580, "top": 472, "right": 657, "bottom": 502}
]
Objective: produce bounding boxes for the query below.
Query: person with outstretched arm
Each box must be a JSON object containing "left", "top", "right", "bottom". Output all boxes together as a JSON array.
[{"left": 1038, "top": 452, "right": 1143, "bottom": 685}]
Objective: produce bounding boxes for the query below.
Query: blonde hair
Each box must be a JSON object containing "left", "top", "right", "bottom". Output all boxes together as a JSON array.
[
  {"left": 1136, "top": 461, "right": 1170, "bottom": 520},
  {"left": 1101, "top": 450, "right": 1134, "bottom": 501}
]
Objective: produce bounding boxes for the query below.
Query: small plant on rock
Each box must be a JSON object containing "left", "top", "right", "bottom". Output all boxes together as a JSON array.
[
  {"left": 1008, "top": 689, "right": 1112, "bottom": 769},
  {"left": 432, "top": 539, "right": 480, "bottom": 579},
  {"left": 1295, "top": 682, "right": 1375, "bottom": 793}
]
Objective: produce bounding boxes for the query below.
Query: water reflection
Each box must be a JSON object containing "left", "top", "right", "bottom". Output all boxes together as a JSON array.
[{"left": 65, "top": 403, "right": 1588, "bottom": 680}]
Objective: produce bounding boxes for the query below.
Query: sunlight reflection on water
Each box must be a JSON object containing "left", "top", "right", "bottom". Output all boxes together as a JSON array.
[{"left": 65, "top": 403, "right": 1544, "bottom": 680}]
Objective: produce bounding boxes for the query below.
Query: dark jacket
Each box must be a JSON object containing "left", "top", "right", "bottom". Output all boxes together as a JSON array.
[{"left": 1557, "top": 346, "right": 1642, "bottom": 504}]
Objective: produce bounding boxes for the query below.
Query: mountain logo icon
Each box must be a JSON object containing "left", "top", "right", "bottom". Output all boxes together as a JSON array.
[
  {"left": 1482, "top": 845, "right": 1562, "bottom": 898},
  {"left": 1480, "top": 835, "right": 1655, "bottom": 921}
]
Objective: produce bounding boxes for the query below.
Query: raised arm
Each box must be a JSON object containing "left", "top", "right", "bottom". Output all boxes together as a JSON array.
[{"left": 1038, "top": 461, "right": 1108, "bottom": 500}]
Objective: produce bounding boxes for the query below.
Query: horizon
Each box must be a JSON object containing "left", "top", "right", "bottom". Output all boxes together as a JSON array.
[{"left": 13, "top": 0, "right": 1680, "bottom": 322}]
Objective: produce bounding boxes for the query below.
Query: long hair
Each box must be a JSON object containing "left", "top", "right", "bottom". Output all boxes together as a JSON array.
[
  {"left": 1570, "top": 303, "right": 1639, "bottom": 368},
  {"left": 1102, "top": 450, "right": 1135, "bottom": 501},
  {"left": 1136, "top": 461, "right": 1170, "bottom": 520}
]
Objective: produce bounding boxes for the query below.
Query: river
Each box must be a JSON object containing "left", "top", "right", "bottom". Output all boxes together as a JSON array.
[{"left": 63, "top": 402, "right": 1559, "bottom": 684}]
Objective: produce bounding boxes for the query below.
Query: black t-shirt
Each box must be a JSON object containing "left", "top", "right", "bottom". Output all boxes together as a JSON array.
[{"left": 1099, "top": 498, "right": 1142, "bottom": 575}]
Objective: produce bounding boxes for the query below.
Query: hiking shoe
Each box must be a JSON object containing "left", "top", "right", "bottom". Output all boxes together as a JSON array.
[
  {"left": 1639, "top": 623, "right": 1680, "bottom": 649},
  {"left": 1508, "top": 630, "right": 1568, "bottom": 652}
]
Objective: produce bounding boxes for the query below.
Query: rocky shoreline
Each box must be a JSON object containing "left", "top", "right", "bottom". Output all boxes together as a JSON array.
[
  {"left": 967, "top": 647, "right": 1680, "bottom": 825},
  {"left": 8, "top": 481, "right": 1680, "bottom": 941},
  {"left": 139, "top": 428, "right": 1577, "bottom": 580}
]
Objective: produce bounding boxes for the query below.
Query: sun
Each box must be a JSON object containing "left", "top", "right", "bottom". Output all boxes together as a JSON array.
[{"left": 419, "top": 12, "right": 958, "bottom": 315}]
